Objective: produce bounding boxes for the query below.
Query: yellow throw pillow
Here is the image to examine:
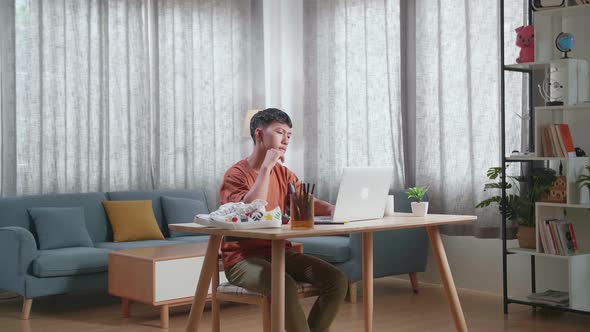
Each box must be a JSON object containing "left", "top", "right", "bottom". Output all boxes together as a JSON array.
[{"left": 102, "top": 200, "right": 165, "bottom": 242}]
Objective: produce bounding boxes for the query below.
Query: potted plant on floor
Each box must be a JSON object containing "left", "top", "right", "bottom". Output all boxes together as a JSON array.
[
  {"left": 576, "top": 165, "right": 590, "bottom": 205},
  {"left": 476, "top": 165, "right": 557, "bottom": 249},
  {"left": 407, "top": 186, "right": 429, "bottom": 217}
]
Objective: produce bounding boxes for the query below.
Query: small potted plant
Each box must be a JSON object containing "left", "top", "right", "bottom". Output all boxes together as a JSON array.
[
  {"left": 576, "top": 165, "right": 590, "bottom": 205},
  {"left": 407, "top": 186, "right": 429, "bottom": 217}
]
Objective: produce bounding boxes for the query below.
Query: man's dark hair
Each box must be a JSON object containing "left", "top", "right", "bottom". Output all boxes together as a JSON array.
[{"left": 250, "top": 108, "right": 292, "bottom": 144}]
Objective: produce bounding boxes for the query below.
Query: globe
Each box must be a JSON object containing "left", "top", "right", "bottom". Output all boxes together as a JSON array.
[{"left": 556, "top": 32, "right": 575, "bottom": 58}]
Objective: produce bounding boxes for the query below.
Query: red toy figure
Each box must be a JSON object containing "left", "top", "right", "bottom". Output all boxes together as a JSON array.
[{"left": 516, "top": 24, "right": 535, "bottom": 63}]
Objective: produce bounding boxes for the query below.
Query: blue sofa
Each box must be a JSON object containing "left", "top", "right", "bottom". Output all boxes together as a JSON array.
[
  {"left": 0, "top": 189, "right": 210, "bottom": 319},
  {"left": 0, "top": 187, "right": 428, "bottom": 318},
  {"left": 291, "top": 189, "right": 429, "bottom": 303}
]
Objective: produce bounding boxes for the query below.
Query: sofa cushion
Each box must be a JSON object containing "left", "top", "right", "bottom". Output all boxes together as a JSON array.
[
  {"left": 171, "top": 235, "right": 210, "bottom": 244},
  {"left": 102, "top": 200, "right": 165, "bottom": 242},
  {"left": 32, "top": 247, "right": 110, "bottom": 277},
  {"left": 0, "top": 192, "right": 111, "bottom": 243},
  {"left": 289, "top": 236, "right": 350, "bottom": 263},
  {"left": 161, "top": 196, "right": 208, "bottom": 237},
  {"left": 106, "top": 189, "right": 208, "bottom": 237},
  {"left": 28, "top": 207, "right": 94, "bottom": 250},
  {"left": 94, "top": 239, "right": 185, "bottom": 250}
]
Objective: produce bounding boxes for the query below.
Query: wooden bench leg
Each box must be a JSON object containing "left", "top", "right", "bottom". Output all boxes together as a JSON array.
[
  {"left": 160, "top": 304, "right": 169, "bottom": 329},
  {"left": 21, "top": 298, "right": 32, "bottom": 320},
  {"left": 262, "top": 298, "right": 271, "bottom": 332},
  {"left": 122, "top": 298, "right": 131, "bottom": 318},
  {"left": 409, "top": 272, "right": 419, "bottom": 294},
  {"left": 347, "top": 281, "right": 358, "bottom": 304}
]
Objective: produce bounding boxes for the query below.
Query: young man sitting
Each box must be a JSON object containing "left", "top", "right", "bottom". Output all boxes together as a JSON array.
[{"left": 219, "top": 108, "right": 348, "bottom": 332}]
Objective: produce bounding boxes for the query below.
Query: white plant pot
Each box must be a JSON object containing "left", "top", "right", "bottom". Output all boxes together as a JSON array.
[{"left": 411, "top": 202, "right": 429, "bottom": 217}]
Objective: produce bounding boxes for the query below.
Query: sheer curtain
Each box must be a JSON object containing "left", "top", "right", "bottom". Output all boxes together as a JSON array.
[
  {"left": 155, "top": 0, "right": 254, "bottom": 204},
  {"left": 413, "top": 0, "right": 526, "bottom": 236},
  {"left": 302, "top": 0, "right": 525, "bottom": 236},
  {"left": 303, "top": 0, "right": 405, "bottom": 203},
  {"left": 1, "top": 0, "right": 17, "bottom": 197},
  {"left": 8, "top": 0, "right": 256, "bottom": 205}
]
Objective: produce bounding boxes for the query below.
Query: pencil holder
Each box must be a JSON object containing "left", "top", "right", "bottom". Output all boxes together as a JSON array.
[{"left": 290, "top": 193, "right": 314, "bottom": 230}]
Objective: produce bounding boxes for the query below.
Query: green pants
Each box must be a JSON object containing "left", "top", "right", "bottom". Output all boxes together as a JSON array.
[{"left": 224, "top": 252, "right": 348, "bottom": 332}]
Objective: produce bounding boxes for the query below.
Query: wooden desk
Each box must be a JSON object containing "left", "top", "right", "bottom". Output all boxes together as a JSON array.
[{"left": 170, "top": 212, "right": 476, "bottom": 332}]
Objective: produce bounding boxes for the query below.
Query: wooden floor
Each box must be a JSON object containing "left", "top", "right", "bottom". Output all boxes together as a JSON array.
[{"left": 1, "top": 278, "right": 590, "bottom": 332}]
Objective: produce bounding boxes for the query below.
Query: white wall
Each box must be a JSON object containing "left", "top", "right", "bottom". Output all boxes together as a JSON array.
[{"left": 412, "top": 235, "right": 570, "bottom": 297}]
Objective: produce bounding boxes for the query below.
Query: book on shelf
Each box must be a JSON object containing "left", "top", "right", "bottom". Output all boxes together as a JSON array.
[
  {"left": 548, "top": 125, "right": 562, "bottom": 157},
  {"left": 538, "top": 218, "right": 553, "bottom": 254},
  {"left": 569, "top": 223, "right": 580, "bottom": 254},
  {"left": 559, "top": 124, "right": 576, "bottom": 157},
  {"left": 554, "top": 125, "right": 568, "bottom": 158},
  {"left": 539, "top": 218, "right": 579, "bottom": 256},
  {"left": 557, "top": 222, "right": 575, "bottom": 256},
  {"left": 527, "top": 289, "right": 569, "bottom": 306},
  {"left": 548, "top": 220, "right": 561, "bottom": 255},
  {"left": 552, "top": 221, "right": 566, "bottom": 256},
  {"left": 540, "top": 219, "right": 553, "bottom": 255},
  {"left": 541, "top": 124, "right": 576, "bottom": 158},
  {"left": 542, "top": 127, "right": 554, "bottom": 157}
]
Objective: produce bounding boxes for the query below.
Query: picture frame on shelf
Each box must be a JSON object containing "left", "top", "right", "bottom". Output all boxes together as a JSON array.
[{"left": 542, "top": 176, "right": 567, "bottom": 203}]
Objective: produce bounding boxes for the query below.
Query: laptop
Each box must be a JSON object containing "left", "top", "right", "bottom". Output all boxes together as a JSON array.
[{"left": 314, "top": 167, "right": 393, "bottom": 223}]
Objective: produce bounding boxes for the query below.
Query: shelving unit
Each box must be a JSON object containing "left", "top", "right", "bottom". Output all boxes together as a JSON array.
[
  {"left": 533, "top": 3, "right": 590, "bottom": 17},
  {"left": 505, "top": 156, "right": 588, "bottom": 161},
  {"left": 535, "top": 105, "right": 590, "bottom": 111},
  {"left": 504, "top": 59, "right": 577, "bottom": 71},
  {"left": 500, "top": 0, "right": 590, "bottom": 316}
]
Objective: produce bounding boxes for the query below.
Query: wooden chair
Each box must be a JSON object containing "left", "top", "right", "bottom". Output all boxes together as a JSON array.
[{"left": 211, "top": 243, "right": 320, "bottom": 332}]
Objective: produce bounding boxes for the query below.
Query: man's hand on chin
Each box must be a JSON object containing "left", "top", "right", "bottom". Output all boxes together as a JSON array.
[{"left": 262, "top": 148, "right": 285, "bottom": 170}]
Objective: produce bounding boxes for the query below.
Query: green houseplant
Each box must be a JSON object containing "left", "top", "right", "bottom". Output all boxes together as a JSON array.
[
  {"left": 576, "top": 165, "right": 590, "bottom": 205},
  {"left": 476, "top": 165, "right": 557, "bottom": 249},
  {"left": 407, "top": 186, "right": 429, "bottom": 217}
]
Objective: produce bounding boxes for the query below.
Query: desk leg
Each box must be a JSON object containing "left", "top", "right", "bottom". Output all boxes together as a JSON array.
[
  {"left": 271, "top": 239, "right": 286, "bottom": 332},
  {"left": 427, "top": 226, "right": 468, "bottom": 332},
  {"left": 185, "top": 234, "right": 223, "bottom": 332},
  {"left": 362, "top": 232, "right": 373, "bottom": 332}
]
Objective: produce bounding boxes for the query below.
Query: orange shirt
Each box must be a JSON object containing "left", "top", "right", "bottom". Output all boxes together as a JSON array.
[{"left": 219, "top": 159, "right": 298, "bottom": 267}]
